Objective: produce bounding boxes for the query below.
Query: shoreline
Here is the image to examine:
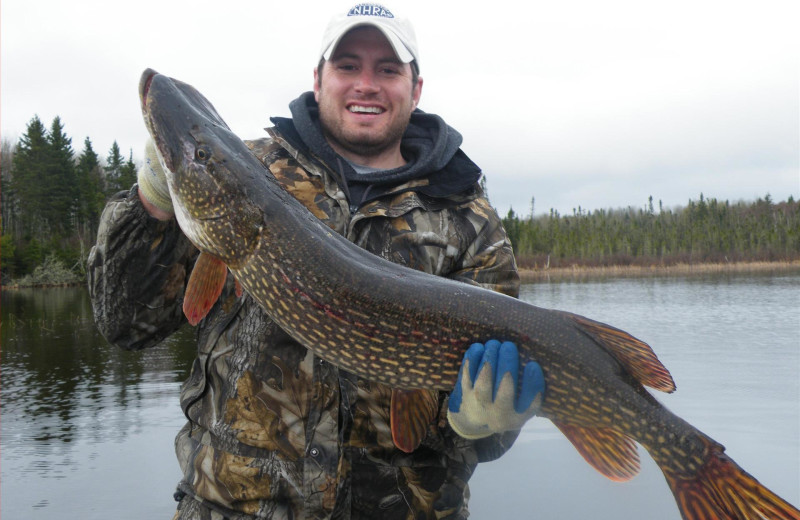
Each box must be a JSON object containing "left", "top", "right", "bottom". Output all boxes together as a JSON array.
[
  {"left": 2, "top": 281, "right": 84, "bottom": 290},
  {"left": 518, "top": 260, "right": 800, "bottom": 282},
  {"left": 4, "top": 261, "right": 799, "bottom": 289}
]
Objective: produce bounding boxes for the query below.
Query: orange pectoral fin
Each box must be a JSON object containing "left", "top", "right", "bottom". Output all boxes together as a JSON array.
[
  {"left": 554, "top": 421, "right": 641, "bottom": 482},
  {"left": 183, "top": 253, "right": 228, "bottom": 326},
  {"left": 390, "top": 389, "right": 439, "bottom": 453}
]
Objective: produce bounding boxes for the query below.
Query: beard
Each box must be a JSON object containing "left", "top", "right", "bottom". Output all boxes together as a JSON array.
[{"left": 317, "top": 94, "right": 413, "bottom": 161}]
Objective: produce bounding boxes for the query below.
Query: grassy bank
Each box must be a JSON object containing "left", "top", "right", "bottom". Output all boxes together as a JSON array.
[
  {"left": 5, "top": 259, "right": 799, "bottom": 289},
  {"left": 518, "top": 260, "right": 800, "bottom": 282}
]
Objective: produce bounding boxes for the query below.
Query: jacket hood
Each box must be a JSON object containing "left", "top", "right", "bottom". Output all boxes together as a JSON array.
[{"left": 269, "top": 92, "right": 481, "bottom": 206}]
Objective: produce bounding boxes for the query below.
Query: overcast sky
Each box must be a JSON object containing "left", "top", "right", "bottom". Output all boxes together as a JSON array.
[{"left": 2, "top": 0, "right": 797, "bottom": 216}]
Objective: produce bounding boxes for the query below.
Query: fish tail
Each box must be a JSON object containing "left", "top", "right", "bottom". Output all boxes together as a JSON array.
[{"left": 663, "top": 441, "right": 800, "bottom": 520}]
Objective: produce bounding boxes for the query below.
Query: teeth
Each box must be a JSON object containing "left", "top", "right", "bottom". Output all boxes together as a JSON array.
[{"left": 349, "top": 105, "right": 383, "bottom": 114}]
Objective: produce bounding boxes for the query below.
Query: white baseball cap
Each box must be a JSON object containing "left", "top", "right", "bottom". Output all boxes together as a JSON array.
[{"left": 320, "top": 4, "right": 419, "bottom": 69}]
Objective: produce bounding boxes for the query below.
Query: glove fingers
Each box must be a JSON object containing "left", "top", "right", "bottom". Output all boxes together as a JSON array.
[
  {"left": 516, "top": 361, "right": 546, "bottom": 414},
  {"left": 448, "top": 340, "right": 545, "bottom": 439},
  {"left": 495, "top": 341, "right": 520, "bottom": 402},
  {"left": 138, "top": 138, "right": 174, "bottom": 213},
  {"left": 474, "top": 340, "right": 500, "bottom": 402},
  {"left": 476, "top": 340, "right": 500, "bottom": 382},
  {"left": 448, "top": 343, "right": 485, "bottom": 414},
  {"left": 464, "top": 343, "right": 486, "bottom": 384}
]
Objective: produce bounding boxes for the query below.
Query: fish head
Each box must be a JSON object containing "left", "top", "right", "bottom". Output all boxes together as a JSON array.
[{"left": 139, "top": 69, "right": 262, "bottom": 267}]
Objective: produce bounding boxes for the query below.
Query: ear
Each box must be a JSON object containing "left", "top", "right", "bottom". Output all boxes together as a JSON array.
[
  {"left": 313, "top": 67, "right": 321, "bottom": 102},
  {"left": 412, "top": 76, "right": 423, "bottom": 108}
]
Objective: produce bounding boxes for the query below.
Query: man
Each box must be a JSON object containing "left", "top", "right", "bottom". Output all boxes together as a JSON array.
[{"left": 89, "top": 4, "right": 544, "bottom": 519}]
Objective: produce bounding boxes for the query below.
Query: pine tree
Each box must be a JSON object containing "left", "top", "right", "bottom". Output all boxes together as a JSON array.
[
  {"left": 1, "top": 138, "right": 19, "bottom": 237},
  {"left": 104, "top": 141, "right": 126, "bottom": 195},
  {"left": 45, "top": 116, "right": 78, "bottom": 236},
  {"left": 75, "top": 137, "right": 105, "bottom": 235},
  {"left": 11, "top": 115, "right": 51, "bottom": 237},
  {"left": 118, "top": 148, "right": 138, "bottom": 191}
]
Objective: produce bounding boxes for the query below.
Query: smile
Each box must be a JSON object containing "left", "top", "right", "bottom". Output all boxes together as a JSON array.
[{"left": 348, "top": 105, "right": 384, "bottom": 114}]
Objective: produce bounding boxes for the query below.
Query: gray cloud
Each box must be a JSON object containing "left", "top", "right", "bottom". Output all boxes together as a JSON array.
[{"left": 2, "top": 0, "right": 797, "bottom": 217}]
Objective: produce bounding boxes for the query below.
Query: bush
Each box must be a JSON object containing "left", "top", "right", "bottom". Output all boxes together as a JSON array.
[
  {"left": 1, "top": 234, "right": 16, "bottom": 280},
  {"left": 14, "top": 254, "right": 80, "bottom": 287}
]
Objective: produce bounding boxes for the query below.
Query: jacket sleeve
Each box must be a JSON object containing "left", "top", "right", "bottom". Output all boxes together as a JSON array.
[
  {"left": 450, "top": 193, "right": 520, "bottom": 298},
  {"left": 87, "top": 186, "right": 198, "bottom": 351}
]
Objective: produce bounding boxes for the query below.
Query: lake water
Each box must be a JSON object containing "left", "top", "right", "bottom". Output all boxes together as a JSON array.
[{"left": 2, "top": 273, "right": 799, "bottom": 519}]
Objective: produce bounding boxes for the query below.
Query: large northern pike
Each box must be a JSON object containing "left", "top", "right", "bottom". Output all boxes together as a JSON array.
[{"left": 139, "top": 68, "right": 799, "bottom": 520}]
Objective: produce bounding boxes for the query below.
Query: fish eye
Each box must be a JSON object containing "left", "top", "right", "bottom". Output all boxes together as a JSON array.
[{"left": 196, "top": 147, "right": 211, "bottom": 162}]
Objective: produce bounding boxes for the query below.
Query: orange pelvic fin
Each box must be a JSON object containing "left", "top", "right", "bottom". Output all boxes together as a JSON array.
[
  {"left": 553, "top": 421, "right": 640, "bottom": 482},
  {"left": 569, "top": 314, "right": 676, "bottom": 393},
  {"left": 182, "top": 253, "right": 228, "bottom": 326},
  {"left": 390, "top": 389, "right": 439, "bottom": 453},
  {"left": 663, "top": 439, "right": 800, "bottom": 520}
]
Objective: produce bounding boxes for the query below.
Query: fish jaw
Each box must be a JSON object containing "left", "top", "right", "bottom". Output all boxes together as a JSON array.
[{"left": 139, "top": 69, "right": 263, "bottom": 267}]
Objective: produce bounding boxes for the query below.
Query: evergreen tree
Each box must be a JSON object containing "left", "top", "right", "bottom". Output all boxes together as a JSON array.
[
  {"left": 45, "top": 116, "right": 78, "bottom": 236},
  {"left": 479, "top": 175, "right": 489, "bottom": 203},
  {"left": 75, "top": 137, "right": 105, "bottom": 235},
  {"left": 1, "top": 138, "right": 19, "bottom": 237},
  {"left": 11, "top": 115, "right": 50, "bottom": 236},
  {"left": 118, "top": 148, "right": 138, "bottom": 191},
  {"left": 104, "top": 141, "right": 126, "bottom": 195}
]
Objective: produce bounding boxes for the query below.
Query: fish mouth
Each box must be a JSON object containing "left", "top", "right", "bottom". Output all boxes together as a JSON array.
[
  {"left": 139, "top": 68, "right": 158, "bottom": 112},
  {"left": 138, "top": 68, "right": 180, "bottom": 173},
  {"left": 138, "top": 69, "right": 168, "bottom": 168}
]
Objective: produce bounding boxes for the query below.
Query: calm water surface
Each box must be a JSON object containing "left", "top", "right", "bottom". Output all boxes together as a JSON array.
[
  {"left": 471, "top": 272, "right": 800, "bottom": 518},
  {"left": 2, "top": 273, "right": 799, "bottom": 519}
]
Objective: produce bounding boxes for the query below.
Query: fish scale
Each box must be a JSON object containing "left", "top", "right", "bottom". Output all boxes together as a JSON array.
[{"left": 139, "top": 68, "right": 800, "bottom": 520}]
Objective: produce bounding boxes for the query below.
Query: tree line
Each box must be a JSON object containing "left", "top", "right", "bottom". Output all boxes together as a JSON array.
[
  {"left": 502, "top": 194, "right": 800, "bottom": 269},
  {"left": 2, "top": 114, "right": 798, "bottom": 284},
  {"left": 1, "top": 115, "right": 138, "bottom": 283}
]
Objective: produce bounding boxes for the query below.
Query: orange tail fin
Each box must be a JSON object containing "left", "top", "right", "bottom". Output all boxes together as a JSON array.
[{"left": 664, "top": 442, "right": 800, "bottom": 520}]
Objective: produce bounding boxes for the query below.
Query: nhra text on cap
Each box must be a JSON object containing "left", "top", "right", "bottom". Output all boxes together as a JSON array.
[{"left": 320, "top": 4, "right": 419, "bottom": 69}]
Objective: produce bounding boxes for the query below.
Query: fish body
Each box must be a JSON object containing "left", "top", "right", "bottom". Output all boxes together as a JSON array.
[{"left": 139, "top": 69, "right": 799, "bottom": 520}]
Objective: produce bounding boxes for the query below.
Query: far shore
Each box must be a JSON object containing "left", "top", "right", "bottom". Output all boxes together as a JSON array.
[
  {"left": 518, "top": 260, "right": 800, "bottom": 282},
  {"left": 3, "top": 260, "right": 799, "bottom": 290}
]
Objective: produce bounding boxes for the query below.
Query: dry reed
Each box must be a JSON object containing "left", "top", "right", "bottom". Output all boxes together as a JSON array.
[{"left": 518, "top": 260, "right": 800, "bottom": 282}]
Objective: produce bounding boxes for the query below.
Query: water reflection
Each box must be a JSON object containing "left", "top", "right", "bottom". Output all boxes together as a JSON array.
[
  {"left": 2, "top": 288, "right": 195, "bottom": 444},
  {"left": 2, "top": 274, "right": 799, "bottom": 519},
  {"left": 2, "top": 287, "right": 196, "bottom": 518}
]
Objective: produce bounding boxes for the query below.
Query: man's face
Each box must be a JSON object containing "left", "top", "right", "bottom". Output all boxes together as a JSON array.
[{"left": 314, "top": 26, "right": 423, "bottom": 165}]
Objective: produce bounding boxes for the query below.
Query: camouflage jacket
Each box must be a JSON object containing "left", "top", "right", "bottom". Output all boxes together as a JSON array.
[{"left": 88, "top": 125, "right": 521, "bottom": 520}]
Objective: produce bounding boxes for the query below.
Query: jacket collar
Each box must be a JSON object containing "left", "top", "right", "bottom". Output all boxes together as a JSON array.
[{"left": 269, "top": 92, "right": 482, "bottom": 207}]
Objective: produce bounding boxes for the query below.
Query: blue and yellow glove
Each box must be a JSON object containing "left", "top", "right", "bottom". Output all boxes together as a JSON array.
[
  {"left": 447, "top": 340, "right": 545, "bottom": 439},
  {"left": 137, "top": 138, "right": 174, "bottom": 214}
]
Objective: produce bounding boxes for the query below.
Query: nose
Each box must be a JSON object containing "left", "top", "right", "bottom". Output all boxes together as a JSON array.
[{"left": 354, "top": 70, "right": 380, "bottom": 94}]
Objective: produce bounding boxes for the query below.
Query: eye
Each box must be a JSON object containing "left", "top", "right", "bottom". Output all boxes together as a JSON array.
[{"left": 196, "top": 147, "right": 211, "bottom": 162}]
